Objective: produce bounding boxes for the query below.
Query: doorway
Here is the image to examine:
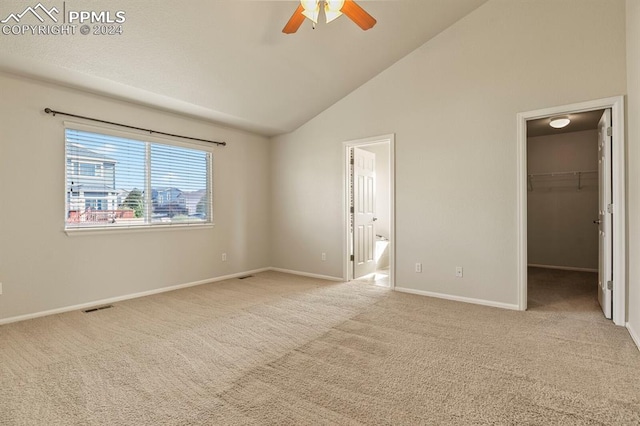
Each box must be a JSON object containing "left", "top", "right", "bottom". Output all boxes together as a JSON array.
[
  {"left": 526, "top": 109, "right": 603, "bottom": 316},
  {"left": 343, "top": 134, "right": 395, "bottom": 288},
  {"left": 518, "top": 97, "right": 626, "bottom": 325}
]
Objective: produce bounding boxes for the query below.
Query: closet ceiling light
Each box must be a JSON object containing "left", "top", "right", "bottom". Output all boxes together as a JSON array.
[{"left": 549, "top": 116, "right": 571, "bottom": 129}]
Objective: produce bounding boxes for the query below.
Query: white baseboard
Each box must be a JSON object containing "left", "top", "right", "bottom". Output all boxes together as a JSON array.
[
  {"left": 268, "top": 267, "right": 344, "bottom": 282},
  {"left": 0, "top": 268, "right": 270, "bottom": 326},
  {"left": 627, "top": 322, "right": 640, "bottom": 351},
  {"left": 528, "top": 264, "right": 598, "bottom": 273},
  {"left": 2, "top": 268, "right": 522, "bottom": 326},
  {"left": 394, "top": 287, "right": 520, "bottom": 311}
]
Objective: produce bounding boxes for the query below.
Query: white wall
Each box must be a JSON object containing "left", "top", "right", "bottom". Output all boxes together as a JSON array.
[
  {"left": 361, "top": 144, "right": 390, "bottom": 240},
  {"left": 270, "top": 0, "right": 627, "bottom": 306},
  {"left": 626, "top": 0, "right": 640, "bottom": 345},
  {"left": 527, "top": 130, "right": 599, "bottom": 270},
  {"left": 0, "top": 73, "right": 271, "bottom": 321}
]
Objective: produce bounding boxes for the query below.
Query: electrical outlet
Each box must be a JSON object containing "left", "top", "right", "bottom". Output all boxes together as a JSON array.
[
  {"left": 321, "top": 252, "right": 327, "bottom": 261},
  {"left": 415, "top": 263, "right": 422, "bottom": 273},
  {"left": 222, "top": 253, "right": 227, "bottom": 262},
  {"left": 456, "top": 266, "right": 463, "bottom": 278}
]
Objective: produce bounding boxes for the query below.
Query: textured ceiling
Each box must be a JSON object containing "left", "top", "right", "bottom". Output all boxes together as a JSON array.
[{"left": 0, "top": 0, "right": 488, "bottom": 136}]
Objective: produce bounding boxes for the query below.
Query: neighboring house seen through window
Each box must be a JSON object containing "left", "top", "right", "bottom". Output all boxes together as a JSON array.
[{"left": 65, "top": 128, "right": 212, "bottom": 230}]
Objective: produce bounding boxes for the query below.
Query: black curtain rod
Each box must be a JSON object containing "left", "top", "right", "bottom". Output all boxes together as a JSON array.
[{"left": 43, "top": 108, "right": 227, "bottom": 147}]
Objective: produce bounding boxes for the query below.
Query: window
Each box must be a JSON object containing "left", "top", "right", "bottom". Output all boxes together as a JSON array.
[
  {"left": 65, "top": 128, "right": 212, "bottom": 230},
  {"left": 79, "top": 163, "right": 98, "bottom": 177}
]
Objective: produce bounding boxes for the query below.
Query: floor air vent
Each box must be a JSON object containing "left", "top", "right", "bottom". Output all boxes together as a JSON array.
[
  {"left": 83, "top": 305, "right": 113, "bottom": 313},
  {"left": 237, "top": 275, "right": 254, "bottom": 280}
]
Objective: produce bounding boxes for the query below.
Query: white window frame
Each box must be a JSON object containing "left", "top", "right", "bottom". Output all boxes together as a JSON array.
[{"left": 64, "top": 121, "right": 214, "bottom": 235}]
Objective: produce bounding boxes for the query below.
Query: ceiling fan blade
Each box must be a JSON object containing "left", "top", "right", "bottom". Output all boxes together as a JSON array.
[
  {"left": 283, "top": 4, "right": 306, "bottom": 34},
  {"left": 341, "top": 0, "right": 377, "bottom": 31}
]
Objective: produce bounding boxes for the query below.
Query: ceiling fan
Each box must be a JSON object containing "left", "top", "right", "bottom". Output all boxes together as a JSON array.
[{"left": 283, "top": 0, "right": 377, "bottom": 34}]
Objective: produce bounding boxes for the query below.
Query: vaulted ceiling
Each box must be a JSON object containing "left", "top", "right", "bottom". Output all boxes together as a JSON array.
[{"left": 0, "top": 0, "right": 488, "bottom": 136}]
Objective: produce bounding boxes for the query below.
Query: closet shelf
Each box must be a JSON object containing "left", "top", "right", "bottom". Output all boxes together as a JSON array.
[{"left": 528, "top": 170, "right": 597, "bottom": 191}]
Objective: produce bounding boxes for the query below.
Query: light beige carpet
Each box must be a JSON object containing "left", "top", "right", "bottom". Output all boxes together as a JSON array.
[{"left": 1, "top": 269, "right": 639, "bottom": 425}]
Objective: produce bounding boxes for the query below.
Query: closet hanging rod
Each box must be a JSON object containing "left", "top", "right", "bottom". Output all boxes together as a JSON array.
[
  {"left": 43, "top": 108, "right": 227, "bottom": 147},
  {"left": 528, "top": 170, "right": 597, "bottom": 178}
]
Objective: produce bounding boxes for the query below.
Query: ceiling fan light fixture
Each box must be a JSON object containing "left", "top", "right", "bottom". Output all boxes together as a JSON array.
[
  {"left": 300, "top": 0, "right": 320, "bottom": 24},
  {"left": 549, "top": 116, "right": 571, "bottom": 129},
  {"left": 325, "top": 0, "right": 345, "bottom": 23},
  {"left": 283, "top": 0, "right": 376, "bottom": 34}
]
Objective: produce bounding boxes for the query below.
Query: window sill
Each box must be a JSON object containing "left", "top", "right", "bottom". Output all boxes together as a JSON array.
[{"left": 64, "top": 222, "right": 215, "bottom": 236}]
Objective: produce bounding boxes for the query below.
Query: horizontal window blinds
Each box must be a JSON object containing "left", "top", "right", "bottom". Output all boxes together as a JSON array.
[{"left": 65, "top": 128, "right": 212, "bottom": 230}]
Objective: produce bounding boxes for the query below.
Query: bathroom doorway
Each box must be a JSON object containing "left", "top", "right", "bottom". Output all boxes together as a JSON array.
[{"left": 343, "top": 134, "right": 395, "bottom": 288}]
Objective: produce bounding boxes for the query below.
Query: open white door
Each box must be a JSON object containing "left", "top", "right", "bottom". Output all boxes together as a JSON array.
[
  {"left": 597, "top": 109, "right": 613, "bottom": 319},
  {"left": 353, "top": 147, "right": 376, "bottom": 278}
]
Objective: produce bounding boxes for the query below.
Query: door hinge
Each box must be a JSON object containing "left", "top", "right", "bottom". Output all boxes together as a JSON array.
[
  {"left": 350, "top": 255, "right": 354, "bottom": 261},
  {"left": 607, "top": 280, "right": 613, "bottom": 291},
  {"left": 607, "top": 127, "right": 612, "bottom": 137},
  {"left": 607, "top": 204, "right": 613, "bottom": 214}
]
